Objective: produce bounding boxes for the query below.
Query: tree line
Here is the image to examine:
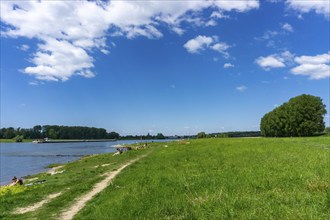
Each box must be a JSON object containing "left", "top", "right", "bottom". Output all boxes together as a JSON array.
[
  {"left": 119, "top": 133, "right": 166, "bottom": 140},
  {"left": 196, "top": 131, "right": 261, "bottom": 139},
  {"left": 0, "top": 125, "right": 169, "bottom": 141},
  {"left": 260, "top": 94, "right": 327, "bottom": 137},
  {"left": 0, "top": 125, "right": 120, "bottom": 140}
]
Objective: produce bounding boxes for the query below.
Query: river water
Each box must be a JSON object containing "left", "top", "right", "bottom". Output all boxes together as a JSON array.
[{"left": 0, "top": 139, "right": 170, "bottom": 185}]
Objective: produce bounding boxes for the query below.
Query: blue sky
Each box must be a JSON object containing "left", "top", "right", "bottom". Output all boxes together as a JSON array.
[{"left": 1, "top": 0, "right": 329, "bottom": 136}]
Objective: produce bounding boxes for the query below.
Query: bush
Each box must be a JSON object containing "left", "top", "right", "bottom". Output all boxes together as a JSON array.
[{"left": 13, "top": 135, "right": 24, "bottom": 142}]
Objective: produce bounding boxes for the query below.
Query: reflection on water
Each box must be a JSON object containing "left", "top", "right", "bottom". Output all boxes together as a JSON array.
[{"left": 0, "top": 139, "right": 170, "bottom": 185}]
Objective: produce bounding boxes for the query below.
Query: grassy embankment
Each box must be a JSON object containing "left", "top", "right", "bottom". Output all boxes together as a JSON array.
[
  {"left": 1, "top": 137, "right": 329, "bottom": 219},
  {"left": 0, "top": 139, "right": 33, "bottom": 143}
]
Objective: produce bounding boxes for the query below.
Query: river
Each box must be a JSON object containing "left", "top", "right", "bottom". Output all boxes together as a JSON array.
[{"left": 0, "top": 139, "right": 171, "bottom": 185}]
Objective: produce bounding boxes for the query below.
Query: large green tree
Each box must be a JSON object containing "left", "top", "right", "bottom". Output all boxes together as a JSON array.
[{"left": 260, "top": 94, "right": 327, "bottom": 137}]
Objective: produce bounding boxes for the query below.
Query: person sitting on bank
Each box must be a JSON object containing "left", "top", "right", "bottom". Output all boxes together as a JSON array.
[
  {"left": 10, "top": 176, "right": 23, "bottom": 186},
  {"left": 113, "top": 148, "right": 123, "bottom": 156}
]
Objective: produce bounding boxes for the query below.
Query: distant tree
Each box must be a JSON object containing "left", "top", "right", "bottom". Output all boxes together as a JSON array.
[
  {"left": 33, "top": 125, "right": 42, "bottom": 138},
  {"left": 3, "top": 127, "right": 16, "bottom": 139},
  {"left": 108, "top": 131, "right": 120, "bottom": 139},
  {"left": 197, "top": 132, "right": 207, "bottom": 139},
  {"left": 48, "top": 128, "right": 58, "bottom": 139},
  {"left": 156, "top": 133, "right": 165, "bottom": 139},
  {"left": 260, "top": 94, "right": 327, "bottom": 137}
]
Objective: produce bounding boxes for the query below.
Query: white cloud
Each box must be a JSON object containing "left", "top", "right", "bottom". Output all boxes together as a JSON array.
[
  {"left": 0, "top": 0, "right": 258, "bottom": 82},
  {"left": 224, "top": 63, "right": 234, "bottom": 68},
  {"left": 281, "top": 50, "right": 295, "bottom": 62},
  {"left": 211, "top": 42, "right": 230, "bottom": 58},
  {"left": 210, "top": 11, "right": 229, "bottom": 19},
  {"left": 183, "top": 35, "right": 214, "bottom": 53},
  {"left": 286, "top": 0, "right": 330, "bottom": 18},
  {"left": 256, "top": 51, "right": 330, "bottom": 80},
  {"left": 255, "top": 55, "right": 286, "bottom": 70},
  {"left": 291, "top": 52, "right": 330, "bottom": 79},
  {"left": 24, "top": 38, "right": 95, "bottom": 81},
  {"left": 184, "top": 35, "right": 231, "bottom": 57},
  {"left": 294, "top": 52, "right": 330, "bottom": 64},
  {"left": 236, "top": 85, "right": 247, "bottom": 92},
  {"left": 282, "top": 23, "right": 293, "bottom": 32},
  {"left": 255, "top": 50, "right": 294, "bottom": 70},
  {"left": 17, "top": 44, "right": 30, "bottom": 51},
  {"left": 1, "top": 1, "right": 108, "bottom": 81}
]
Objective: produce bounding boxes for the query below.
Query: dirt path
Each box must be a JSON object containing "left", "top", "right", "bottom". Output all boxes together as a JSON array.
[
  {"left": 59, "top": 154, "right": 148, "bottom": 220},
  {"left": 14, "top": 192, "right": 62, "bottom": 214}
]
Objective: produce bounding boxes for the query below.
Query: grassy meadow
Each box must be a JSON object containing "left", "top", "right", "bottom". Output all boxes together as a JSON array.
[{"left": 1, "top": 137, "right": 329, "bottom": 219}]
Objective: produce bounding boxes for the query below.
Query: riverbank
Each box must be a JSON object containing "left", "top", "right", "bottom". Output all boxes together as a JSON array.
[
  {"left": 1, "top": 137, "right": 329, "bottom": 219},
  {"left": 0, "top": 139, "right": 33, "bottom": 143},
  {"left": 0, "top": 139, "right": 171, "bottom": 186}
]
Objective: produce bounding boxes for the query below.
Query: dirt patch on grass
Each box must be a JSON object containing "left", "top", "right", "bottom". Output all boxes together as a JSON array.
[
  {"left": 47, "top": 166, "right": 64, "bottom": 175},
  {"left": 14, "top": 192, "right": 62, "bottom": 214},
  {"left": 59, "top": 155, "right": 148, "bottom": 220}
]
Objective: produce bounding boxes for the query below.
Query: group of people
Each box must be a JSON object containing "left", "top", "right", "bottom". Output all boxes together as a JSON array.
[{"left": 113, "top": 147, "right": 131, "bottom": 156}]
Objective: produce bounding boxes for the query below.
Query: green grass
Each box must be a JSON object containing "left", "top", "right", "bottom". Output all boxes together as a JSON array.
[
  {"left": 1, "top": 137, "right": 329, "bottom": 219},
  {"left": 0, "top": 139, "right": 33, "bottom": 143},
  {"left": 75, "top": 137, "right": 330, "bottom": 220}
]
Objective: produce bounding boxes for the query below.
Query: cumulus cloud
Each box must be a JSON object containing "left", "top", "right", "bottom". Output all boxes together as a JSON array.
[
  {"left": 255, "top": 51, "right": 294, "bottom": 70},
  {"left": 0, "top": 0, "right": 259, "bottom": 82},
  {"left": 294, "top": 52, "right": 330, "bottom": 64},
  {"left": 236, "top": 85, "right": 247, "bottom": 92},
  {"left": 211, "top": 42, "right": 230, "bottom": 58},
  {"left": 183, "top": 35, "right": 214, "bottom": 53},
  {"left": 255, "top": 55, "right": 286, "bottom": 70},
  {"left": 1, "top": 1, "right": 109, "bottom": 81},
  {"left": 224, "top": 63, "right": 234, "bottom": 68},
  {"left": 256, "top": 51, "right": 330, "bottom": 80},
  {"left": 291, "top": 52, "right": 330, "bottom": 79},
  {"left": 286, "top": 0, "right": 330, "bottom": 18},
  {"left": 282, "top": 23, "right": 293, "bottom": 32},
  {"left": 184, "top": 35, "right": 230, "bottom": 57}
]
